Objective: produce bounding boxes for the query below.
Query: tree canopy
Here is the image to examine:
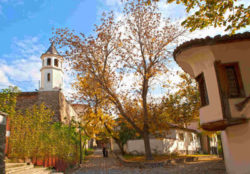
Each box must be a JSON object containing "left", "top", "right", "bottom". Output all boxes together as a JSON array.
[
  {"left": 160, "top": 73, "right": 200, "bottom": 128},
  {"left": 0, "top": 87, "right": 81, "bottom": 163},
  {"left": 8, "top": 103, "right": 81, "bottom": 162},
  {"left": 144, "top": 0, "right": 250, "bottom": 34},
  {"left": 51, "top": 0, "right": 199, "bottom": 160},
  {"left": 0, "top": 86, "right": 20, "bottom": 116}
]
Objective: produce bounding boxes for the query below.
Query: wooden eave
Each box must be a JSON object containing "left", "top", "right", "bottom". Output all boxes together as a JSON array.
[{"left": 201, "top": 118, "right": 248, "bottom": 131}]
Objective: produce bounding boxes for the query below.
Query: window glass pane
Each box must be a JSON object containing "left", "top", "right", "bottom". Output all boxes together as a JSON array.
[
  {"left": 179, "top": 133, "right": 184, "bottom": 141},
  {"left": 225, "top": 66, "right": 240, "bottom": 97},
  {"left": 54, "top": 59, "right": 58, "bottom": 67},
  {"left": 196, "top": 73, "right": 209, "bottom": 106},
  {"left": 47, "top": 58, "right": 51, "bottom": 66},
  {"left": 189, "top": 133, "right": 193, "bottom": 141},
  {"left": 47, "top": 73, "right": 50, "bottom": 81}
]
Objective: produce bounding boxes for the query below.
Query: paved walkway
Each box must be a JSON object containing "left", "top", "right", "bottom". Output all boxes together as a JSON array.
[{"left": 72, "top": 149, "right": 226, "bottom": 174}]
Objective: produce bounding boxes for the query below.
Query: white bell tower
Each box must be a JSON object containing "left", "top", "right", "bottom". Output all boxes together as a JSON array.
[{"left": 39, "top": 42, "right": 63, "bottom": 91}]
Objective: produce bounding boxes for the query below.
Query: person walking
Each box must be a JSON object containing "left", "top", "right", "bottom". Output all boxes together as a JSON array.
[
  {"left": 105, "top": 143, "right": 109, "bottom": 157},
  {"left": 102, "top": 143, "right": 106, "bottom": 157}
]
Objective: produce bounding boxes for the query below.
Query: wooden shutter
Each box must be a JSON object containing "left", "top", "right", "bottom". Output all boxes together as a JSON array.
[{"left": 214, "top": 61, "right": 231, "bottom": 119}]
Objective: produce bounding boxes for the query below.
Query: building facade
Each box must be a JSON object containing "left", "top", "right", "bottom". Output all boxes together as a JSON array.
[
  {"left": 123, "top": 128, "right": 201, "bottom": 155},
  {"left": 40, "top": 42, "right": 64, "bottom": 91},
  {"left": 14, "top": 42, "right": 78, "bottom": 124},
  {"left": 5, "top": 43, "right": 81, "bottom": 171},
  {"left": 174, "top": 32, "right": 250, "bottom": 174}
]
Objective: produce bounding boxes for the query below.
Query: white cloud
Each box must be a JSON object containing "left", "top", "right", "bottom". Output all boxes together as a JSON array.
[
  {"left": 0, "top": 38, "right": 41, "bottom": 89},
  {"left": 0, "top": 37, "right": 43, "bottom": 91},
  {"left": 62, "top": 61, "right": 77, "bottom": 99},
  {"left": 0, "top": 37, "right": 76, "bottom": 98},
  {"left": 104, "top": 0, "right": 121, "bottom": 7},
  {"left": 158, "top": 0, "right": 187, "bottom": 19},
  {"left": 0, "top": 62, "right": 12, "bottom": 89},
  {"left": 158, "top": 0, "right": 250, "bottom": 41}
]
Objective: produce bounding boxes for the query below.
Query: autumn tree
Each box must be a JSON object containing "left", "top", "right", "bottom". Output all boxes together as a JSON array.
[
  {"left": 53, "top": 1, "right": 184, "bottom": 160},
  {"left": 144, "top": 0, "right": 250, "bottom": 34},
  {"left": 0, "top": 86, "right": 20, "bottom": 155},
  {"left": 0, "top": 86, "right": 20, "bottom": 116},
  {"left": 9, "top": 104, "right": 54, "bottom": 159},
  {"left": 160, "top": 73, "right": 200, "bottom": 128},
  {"left": 8, "top": 103, "right": 80, "bottom": 163},
  {"left": 49, "top": 122, "right": 80, "bottom": 162},
  {"left": 73, "top": 74, "right": 126, "bottom": 154}
]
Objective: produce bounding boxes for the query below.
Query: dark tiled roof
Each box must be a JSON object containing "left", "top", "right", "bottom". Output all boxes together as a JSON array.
[
  {"left": 45, "top": 42, "right": 59, "bottom": 55},
  {"left": 174, "top": 32, "right": 250, "bottom": 60}
]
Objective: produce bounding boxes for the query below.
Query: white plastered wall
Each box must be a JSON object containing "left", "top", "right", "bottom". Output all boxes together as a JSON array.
[
  {"left": 176, "top": 47, "right": 224, "bottom": 124},
  {"left": 41, "top": 68, "right": 53, "bottom": 90},
  {"left": 40, "top": 55, "right": 63, "bottom": 91},
  {"left": 211, "top": 40, "right": 250, "bottom": 119},
  {"left": 176, "top": 40, "right": 250, "bottom": 174},
  {"left": 124, "top": 129, "right": 200, "bottom": 155},
  {"left": 211, "top": 40, "right": 250, "bottom": 174},
  {"left": 222, "top": 122, "right": 250, "bottom": 174}
]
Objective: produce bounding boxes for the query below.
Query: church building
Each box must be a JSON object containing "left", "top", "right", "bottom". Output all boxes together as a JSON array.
[
  {"left": 15, "top": 42, "right": 79, "bottom": 124},
  {"left": 4, "top": 43, "right": 88, "bottom": 171}
]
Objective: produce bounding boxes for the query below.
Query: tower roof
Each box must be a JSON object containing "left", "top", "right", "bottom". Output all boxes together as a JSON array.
[{"left": 45, "top": 42, "right": 59, "bottom": 55}]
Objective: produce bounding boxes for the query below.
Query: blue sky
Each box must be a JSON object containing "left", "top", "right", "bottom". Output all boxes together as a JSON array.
[
  {"left": 0, "top": 0, "right": 249, "bottom": 97},
  {"left": 0, "top": 0, "right": 113, "bottom": 93},
  {"left": 0, "top": 0, "right": 108, "bottom": 60}
]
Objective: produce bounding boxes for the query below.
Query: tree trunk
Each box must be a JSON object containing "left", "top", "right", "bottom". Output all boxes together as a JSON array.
[
  {"left": 114, "top": 139, "right": 125, "bottom": 155},
  {"left": 103, "top": 121, "right": 125, "bottom": 155},
  {"left": 118, "top": 144, "right": 125, "bottom": 155},
  {"left": 142, "top": 77, "right": 153, "bottom": 160},
  {"left": 143, "top": 124, "right": 153, "bottom": 160}
]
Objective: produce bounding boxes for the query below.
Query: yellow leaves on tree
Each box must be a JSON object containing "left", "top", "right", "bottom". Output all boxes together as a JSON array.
[
  {"left": 9, "top": 103, "right": 80, "bottom": 162},
  {"left": 52, "top": 1, "right": 185, "bottom": 160},
  {"left": 143, "top": 0, "right": 250, "bottom": 34}
]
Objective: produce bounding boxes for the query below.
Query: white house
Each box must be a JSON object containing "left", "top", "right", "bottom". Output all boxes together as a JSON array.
[
  {"left": 124, "top": 127, "right": 201, "bottom": 155},
  {"left": 174, "top": 32, "right": 250, "bottom": 174}
]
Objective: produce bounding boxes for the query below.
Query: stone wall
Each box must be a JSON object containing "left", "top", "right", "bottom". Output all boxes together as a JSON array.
[
  {"left": 16, "top": 92, "right": 39, "bottom": 110},
  {"left": 59, "top": 92, "right": 78, "bottom": 124},
  {"left": 38, "top": 91, "right": 61, "bottom": 122},
  {"left": 16, "top": 91, "right": 78, "bottom": 124},
  {"left": 0, "top": 111, "right": 7, "bottom": 174},
  {"left": 16, "top": 91, "right": 61, "bottom": 122}
]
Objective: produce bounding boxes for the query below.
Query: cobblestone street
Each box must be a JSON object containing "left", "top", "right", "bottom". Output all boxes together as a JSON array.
[{"left": 71, "top": 149, "right": 226, "bottom": 174}]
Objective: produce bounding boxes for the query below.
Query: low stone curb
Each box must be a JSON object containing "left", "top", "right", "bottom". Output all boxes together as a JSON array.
[
  {"left": 196, "top": 155, "right": 220, "bottom": 160},
  {"left": 114, "top": 153, "right": 198, "bottom": 168}
]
